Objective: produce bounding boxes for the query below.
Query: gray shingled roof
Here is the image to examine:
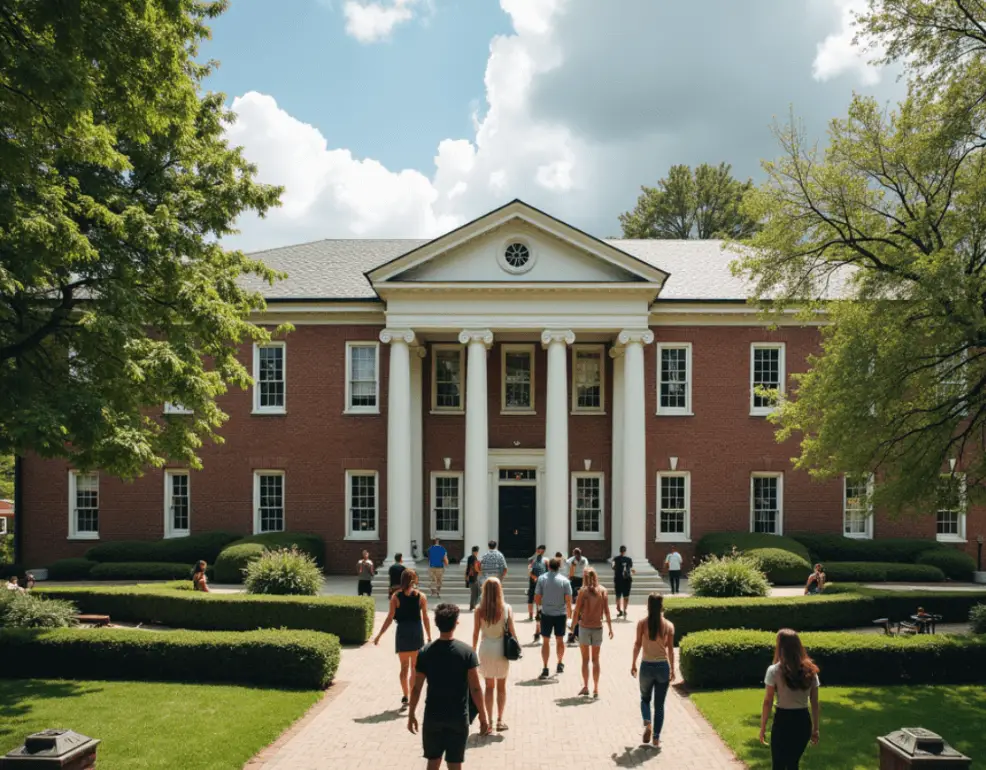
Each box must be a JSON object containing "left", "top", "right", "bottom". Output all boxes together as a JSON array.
[{"left": 241, "top": 237, "right": 811, "bottom": 302}]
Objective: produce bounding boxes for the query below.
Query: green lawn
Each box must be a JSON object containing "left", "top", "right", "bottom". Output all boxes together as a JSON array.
[
  {"left": 0, "top": 679, "right": 321, "bottom": 770},
  {"left": 692, "top": 686, "right": 985, "bottom": 769}
]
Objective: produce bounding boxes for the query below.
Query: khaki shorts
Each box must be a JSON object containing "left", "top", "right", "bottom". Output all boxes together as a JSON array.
[{"left": 579, "top": 626, "right": 604, "bottom": 647}]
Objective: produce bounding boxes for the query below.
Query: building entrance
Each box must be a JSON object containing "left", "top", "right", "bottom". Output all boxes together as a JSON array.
[{"left": 498, "top": 485, "right": 536, "bottom": 558}]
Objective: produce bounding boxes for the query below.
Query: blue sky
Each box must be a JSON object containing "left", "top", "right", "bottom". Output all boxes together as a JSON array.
[{"left": 209, "top": 1, "right": 903, "bottom": 252}]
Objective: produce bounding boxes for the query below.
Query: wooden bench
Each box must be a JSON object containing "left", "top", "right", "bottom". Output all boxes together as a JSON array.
[{"left": 75, "top": 614, "right": 111, "bottom": 627}]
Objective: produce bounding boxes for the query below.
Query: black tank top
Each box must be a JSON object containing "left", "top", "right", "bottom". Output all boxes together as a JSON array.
[{"left": 395, "top": 590, "right": 421, "bottom": 623}]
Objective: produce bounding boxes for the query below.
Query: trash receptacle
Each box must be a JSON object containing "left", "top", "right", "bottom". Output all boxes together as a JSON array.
[
  {"left": 0, "top": 729, "right": 100, "bottom": 769},
  {"left": 878, "top": 727, "right": 970, "bottom": 769}
]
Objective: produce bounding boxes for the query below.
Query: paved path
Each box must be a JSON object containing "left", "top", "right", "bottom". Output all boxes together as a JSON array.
[{"left": 252, "top": 610, "right": 743, "bottom": 770}]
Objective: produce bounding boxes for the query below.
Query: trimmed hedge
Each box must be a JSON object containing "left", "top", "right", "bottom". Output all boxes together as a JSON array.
[
  {"left": 789, "top": 534, "right": 944, "bottom": 564},
  {"left": 85, "top": 531, "right": 241, "bottom": 564},
  {"left": 823, "top": 562, "right": 945, "bottom": 583},
  {"left": 47, "top": 558, "right": 96, "bottom": 580},
  {"left": 35, "top": 585, "right": 373, "bottom": 644},
  {"left": 680, "top": 629, "right": 986, "bottom": 689},
  {"left": 225, "top": 532, "right": 325, "bottom": 565},
  {"left": 214, "top": 543, "right": 266, "bottom": 583},
  {"left": 88, "top": 562, "right": 210, "bottom": 581},
  {"left": 0, "top": 627, "right": 338, "bottom": 689},
  {"left": 916, "top": 549, "right": 977, "bottom": 581},
  {"left": 747, "top": 548, "right": 811, "bottom": 585},
  {"left": 696, "top": 532, "right": 810, "bottom": 561},
  {"left": 972, "top": 604, "right": 986, "bottom": 634}
]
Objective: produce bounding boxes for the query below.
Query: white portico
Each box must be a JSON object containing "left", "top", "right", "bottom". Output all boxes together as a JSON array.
[{"left": 369, "top": 201, "right": 668, "bottom": 569}]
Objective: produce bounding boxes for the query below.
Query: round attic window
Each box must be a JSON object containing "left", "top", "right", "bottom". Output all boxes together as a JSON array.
[{"left": 499, "top": 241, "right": 535, "bottom": 275}]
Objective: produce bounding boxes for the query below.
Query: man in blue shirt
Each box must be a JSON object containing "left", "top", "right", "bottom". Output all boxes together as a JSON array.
[
  {"left": 427, "top": 538, "right": 448, "bottom": 598},
  {"left": 534, "top": 557, "right": 573, "bottom": 680}
]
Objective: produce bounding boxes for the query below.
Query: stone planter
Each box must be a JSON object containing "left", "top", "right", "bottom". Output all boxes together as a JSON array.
[{"left": 974, "top": 571, "right": 986, "bottom": 585}]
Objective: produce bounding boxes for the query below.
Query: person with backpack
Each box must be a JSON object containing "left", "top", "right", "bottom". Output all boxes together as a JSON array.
[
  {"left": 611, "top": 545, "right": 635, "bottom": 619},
  {"left": 759, "top": 629, "right": 821, "bottom": 769}
]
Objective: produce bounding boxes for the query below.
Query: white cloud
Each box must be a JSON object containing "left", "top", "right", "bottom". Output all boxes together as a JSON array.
[
  {"left": 812, "top": 0, "right": 883, "bottom": 85},
  {"left": 343, "top": 0, "right": 420, "bottom": 43}
]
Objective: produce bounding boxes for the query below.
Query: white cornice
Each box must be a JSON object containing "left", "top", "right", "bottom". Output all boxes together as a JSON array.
[{"left": 650, "top": 303, "right": 829, "bottom": 327}]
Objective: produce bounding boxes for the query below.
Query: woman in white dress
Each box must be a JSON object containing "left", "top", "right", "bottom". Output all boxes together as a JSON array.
[{"left": 472, "top": 576, "right": 517, "bottom": 732}]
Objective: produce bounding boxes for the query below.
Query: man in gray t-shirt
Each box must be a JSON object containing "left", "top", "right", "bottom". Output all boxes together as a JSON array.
[{"left": 534, "top": 557, "right": 572, "bottom": 679}]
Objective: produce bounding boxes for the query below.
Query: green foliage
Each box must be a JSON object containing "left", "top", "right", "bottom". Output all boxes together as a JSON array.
[
  {"left": 214, "top": 543, "right": 266, "bottom": 583},
  {"left": 688, "top": 552, "right": 770, "bottom": 597},
  {"left": 680, "top": 629, "right": 986, "bottom": 689},
  {"left": 916, "top": 549, "right": 977, "bottom": 581},
  {"left": 0, "top": 627, "right": 338, "bottom": 689},
  {"left": 971, "top": 604, "right": 986, "bottom": 634},
  {"left": 0, "top": 0, "right": 285, "bottom": 477},
  {"left": 619, "top": 163, "right": 758, "bottom": 239},
  {"left": 46, "top": 558, "right": 96, "bottom": 580},
  {"left": 0, "top": 535, "right": 13, "bottom": 565},
  {"left": 745, "top": 547, "right": 811, "bottom": 585},
  {"left": 789, "top": 534, "right": 944, "bottom": 564},
  {"left": 214, "top": 532, "right": 325, "bottom": 583},
  {"left": 244, "top": 548, "right": 323, "bottom": 596},
  {"left": 85, "top": 531, "right": 241, "bottom": 564},
  {"left": 696, "top": 532, "right": 811, "bottom": 561},
  {"left": 36, "top": 585, "right": 374, "bottom": 644},
  {"left": 88, "top": 562, "right": 207, "bottom": 581},
  {"left": 0, "top": 591, "right": 78, "bottom": 629},
  {"left": 823, "top": 562, "right": 945, "bottom": 582},
  {"left": 0, "top": 455, "right": 12, "bottom": 501}
]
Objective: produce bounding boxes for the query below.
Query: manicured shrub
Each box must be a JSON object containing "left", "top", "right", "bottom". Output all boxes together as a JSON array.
[
  {"left": 789, "top": 534, "right": 944, "bottom": 564},
  {"left": 85, "top": 531, "right": 241, "bottom": 564},
  {"left": 0, "top": 534, "right": 13, "bottom": 564},
  {"left": 746, "top": 548, "right": 811, "bottom": 585},
  {"left": 0, "top": 627, "right": 339, "bottom": 689},
  {"left": 971, "top": 604, "right": 986, "bottom": 634},
  {"left": 214, "top": 543, "right": 266, "bottom": 583},
  {"left": 916, "top": 549, "right": 977, "bottom": 581},
  {"left": 88, "top": 562, "right": 206, "bottom": 581},
  {"left": 688, "top": 553, "right": 770, "bottom": 597},
  {"left": 823, "top": 562, "right": 945, "bottom": 583},
  {"left": 224, "top": 532, "right": 325, "bottom": 565},
  {"left": 46, "top": 558, "right": 96, "bottom": 580},
  {"left": 244, "top": 547, "right": 323, "bottom": 596},
  {"left": 35, "top": 585, "right": 374, "bottom": 644},
  {"left": 696, "top": 532, "right": 810, "bottom": 561},
  {"left": 680, "top": 629, "right": 986, "bottom": 689},
  {"left": 0, "top": 591, "right": 78, "bottom": 629}
]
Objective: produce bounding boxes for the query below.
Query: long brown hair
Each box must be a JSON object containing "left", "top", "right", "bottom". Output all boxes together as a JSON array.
[
  {"left": 400, "top": 567, "right": 418, "bottom": 594},
  {"left": 582, "top": 567, "right": 600, "bottom": 595},
  {"left": 773, "top": 629, "right": 819, "bottom": 690},
  {"left": 480, "top": 577, "right": 504, "bottom": 624},
  {"left": 646, "top": 593, "right": 666, "bottom": 641}
]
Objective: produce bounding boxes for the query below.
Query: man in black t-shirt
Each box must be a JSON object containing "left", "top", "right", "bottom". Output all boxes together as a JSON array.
[
  {"left": 409, "top": 603, "right": 489, "bottom": 768},
  {"left": 465, "top": 545, "right": 480, "bottom": 611},
  {"left": 611, "top": 545, "right": 635, "bottom": 619},
  {"left": 388, "top": 552, "right": 406, "bottom": 597}
]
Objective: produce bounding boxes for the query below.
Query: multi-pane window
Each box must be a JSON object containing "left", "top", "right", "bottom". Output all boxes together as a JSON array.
[
  {"left": 843, "top": 475, "right": 872, "bottom": 538},
  {"left": 164, "top": 402, "right": 192, "bottom": 415},
  {"left": 69, "top": 471, "right": 99, "bottom": 538},
  {"left": 346, "top": 343, "right": 379, "bottom": 412},
  {"left": 432, "top": 473, "right": 462, "bottom": 537},
  {"left": 572, "top": 346, "right": 604, "bottom": 412},
  {"left": 253, "top": 343, "right": 286, "bottom": 413},
  {"left": 165, "top": 471, "right": 190, "bottom": 537},
  {"left": 658, "top": 473, "right": 690, "bottom": 540},
  {"left": 936, "top": 473, "right": 966, "bottom": 541},
  {"left": 346, "top": 471, "right": 378, "bottom": 539},
  {"left": 254, "top": 472, "right": 284, "bottom": 533},
  {"left": 571, "top": 473, "right": 603, "bottom": 537},
  {"left": 502, "top": 346, "right": 534, "bottom": 411},
  {"left": 433, "top": 346, "right": 464, "bottom": 411},
  {"left": 751, "top": 474, "right": 782, "bottom": 534},
  {"left": 658, "top": 344, "right": 692, "bottom": 415},
  {"left": 751, "top": 343, "right": 785, "bottom": 415}
]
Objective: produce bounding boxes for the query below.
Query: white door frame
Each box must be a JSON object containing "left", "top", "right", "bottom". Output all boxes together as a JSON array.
[{"left": 487, "top": 448, "right": 546, "bottom": 549}]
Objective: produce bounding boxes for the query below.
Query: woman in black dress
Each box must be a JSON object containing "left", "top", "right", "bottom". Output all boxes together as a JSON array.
[{"left": 373, "top": 567, "right": 431, "bottom": 710}]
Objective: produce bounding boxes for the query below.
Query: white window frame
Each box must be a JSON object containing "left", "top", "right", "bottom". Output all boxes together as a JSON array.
[
  {"left": 657, "top": 343, "right": 693, "bottom": 416},
  {"left": 252, "top": 342, "right": 287, "bottom": 415},
  {"left": 0, "top": 517, "right": 7, "bottom": 535},
  {"left": 750, "top": 472, "right": 784, "bottom": 535},
  {"left": 345, "top": 342, "right": 380, "bottom": 415},
  {"left": 936, "top": 472, "right": 967, "bottom": 543},
  {"left": 656, "top": 471, "right": 691, "bottom": 542},
  {"left": 843, "top": 474, "right": 874, "bottom": 540},
  {"left": 345, "top": 470, "right": 379, "bottom": 540},
  {"left": 68, "top": 470, "right": 99, "bottom": 540},
  {"left": 164, "top": 470, "right": 191, "bottom": 539},
  {"left": 164, "top": 402, "right": 192, "bottom": 415},
  {"left": 253, "top": 470, "right": 285, "bottom": 534},
  {"left": 750, "top": 343, "right": 786, "bottom": 416},
  {"left": 431, "top": 344, "right": 465, "bottom": 413},
  {"left": 570, "top": 472, "right": 605, "bottom": 540},
  {"left": 501, "top": 343, "right": 536, "bottom": 414},
  {"left": 571, "top": 344, "right": 606, "bottom": 414},
  {"left": 430, "top": 471, "right": 464, "bottom": 539}
]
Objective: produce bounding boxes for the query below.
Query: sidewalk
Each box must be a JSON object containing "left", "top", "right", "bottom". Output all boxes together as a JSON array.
[{"left": 251, "top": 610, "right": 743, "bottom": 770}]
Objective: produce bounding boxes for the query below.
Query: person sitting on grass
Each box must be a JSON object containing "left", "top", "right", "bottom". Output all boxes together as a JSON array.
[
  {"left": 804, "top": 564, "right": 825, "bottom": 595},
  {"left": 192, "top": 560, "right": 210, "bottom": 592},
  {"left": 5, "top": 575, "right": 24, "bottom": 592}
]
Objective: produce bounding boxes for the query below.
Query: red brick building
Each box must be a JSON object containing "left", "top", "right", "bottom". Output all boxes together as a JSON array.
[{"left": 17, "top": 201, "right": 980, "bottom": 572}]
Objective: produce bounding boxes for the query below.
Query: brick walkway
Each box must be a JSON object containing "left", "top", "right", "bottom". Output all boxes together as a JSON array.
[{"left": 253, "top": 610, "right": 743, "bottom": 769}]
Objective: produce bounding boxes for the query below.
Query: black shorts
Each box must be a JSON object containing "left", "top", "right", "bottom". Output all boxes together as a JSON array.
[
  {"left": 422, "top": 719, "right": 469, "bottom": 763},
  {"left": 527, "top": 581, "right": 538, "bottom": 603},
  {"left": 358, "top": 581, "right": 372, "bottom": 596},
  {"left": 614, "top": 579, "right": 632, "bottom": 599},
  {"left": 540, "top": 613, "right": 567, "bottom": 638}
]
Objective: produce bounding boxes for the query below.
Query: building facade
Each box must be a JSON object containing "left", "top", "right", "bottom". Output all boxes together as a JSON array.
[{"left": 18, "top": 201, "right": 980, "bottom": 571}]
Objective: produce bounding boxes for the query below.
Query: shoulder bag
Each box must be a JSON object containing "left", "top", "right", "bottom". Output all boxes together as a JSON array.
[{"left": 503, "top": 607, "right": 522, "bottom": 661}]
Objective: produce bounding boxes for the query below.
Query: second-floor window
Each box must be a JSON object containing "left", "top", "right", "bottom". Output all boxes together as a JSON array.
[
  {"left": 658, "top": 343, "right": 692, "bottom": 415},
  {"left": 253, "top": 343, "right": 286, "bottom": 413},
  {"left": 751, "top": 343, "right": 785, "bottom": 415},
  {"left": 346, "top": 342, "right": 379, "bottom": 413},
  {"left": 502, "top": 345, "right": 535, "bottom": 412},
  {"left": 433, "top": 345, "right": 464, "bottom": 411},
  {"left": 572, "top": 345, "right": 604, "bottom": 413}
]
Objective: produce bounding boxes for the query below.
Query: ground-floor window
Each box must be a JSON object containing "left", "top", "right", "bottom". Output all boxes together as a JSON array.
[
  {"left": 346, "top": 470, "right": 378, "bottom": 540},
  {"left": 751, "top": 473, "right": 783, "bottom": 534},
  {"left": 68, "top": 471, "right": 99, "bottom": 539},
  {"left": 936, "top": 473, "right": 966, "bottom": 542},
  {"left": 165, "top": 470, "right": 190, "bottom": 537},
  {"left": 657, "top": 472, "right": 690, "bottom": 541},
  {"left": 843, "top": 474, "right": 873, "bottom": 539},
  {"left": 570, "top": 472, "right": 604, "bottom": 539},
  {"left": 254, "top": 471, "right": 285, "bottom": 533},
  {"left": 431, "top": 472, "right": 463, "bottom": 538}
]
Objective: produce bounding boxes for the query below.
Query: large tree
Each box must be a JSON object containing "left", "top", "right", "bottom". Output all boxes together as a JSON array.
[
  {"left": 735, "top": 0, "right": 986, "bottom": 513},
  {"left": 0, "top": 1, "right": 283, "bottom": 478},
  {"left": 619, "top": 162, "right": 759, "bottom": 239}
]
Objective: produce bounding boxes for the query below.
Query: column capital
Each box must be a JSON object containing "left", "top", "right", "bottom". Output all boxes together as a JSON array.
[
  {"left": 609, "top": 347, "right": 625, "bottom": 359},
  {"left": 540, "top": 329, "right": 576, "bottom": 349},
  {"left": 380, "top": 328, "right": 416, "bottom": 345},
  {"left": 413, "top": 345, "right": 428, "bottom": 359},
  {"left": 617, "top": 329, "right": 655, "bottom": 347},
  {"left": 458, "top": 329, "right": 494, "bottom": 348}
]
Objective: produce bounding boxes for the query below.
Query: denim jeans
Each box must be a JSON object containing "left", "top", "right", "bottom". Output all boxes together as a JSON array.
[{"left": 639, "top": 661, "right": 671, "bottom": 737}]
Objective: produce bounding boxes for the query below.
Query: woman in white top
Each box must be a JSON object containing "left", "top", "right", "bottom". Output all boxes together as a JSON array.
[
  {"left": 759, "top": 629, "right": 820, "bottom": 769},
  {"left": 472, "top": 576, "right": 517, "bottom": 732}
]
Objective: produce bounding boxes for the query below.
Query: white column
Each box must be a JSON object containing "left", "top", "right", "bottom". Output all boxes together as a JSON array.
[
  {"left": 410, "top": 345, "right": 426, "bottom": 560},
  {"left": 460, "top": 330, "right": 493, "bottom": 550},
  {"left": 542, "top": 330, "right": 575, "bottom": 556},
  {"left": 609, "top": 347, "right": 625, "bottom": 553},
  {"left": 620, "top": 329, "right": 654, "bottom": 570},
  {"left": 381, "top": 329, "right": 415, "bottom": 564}
]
